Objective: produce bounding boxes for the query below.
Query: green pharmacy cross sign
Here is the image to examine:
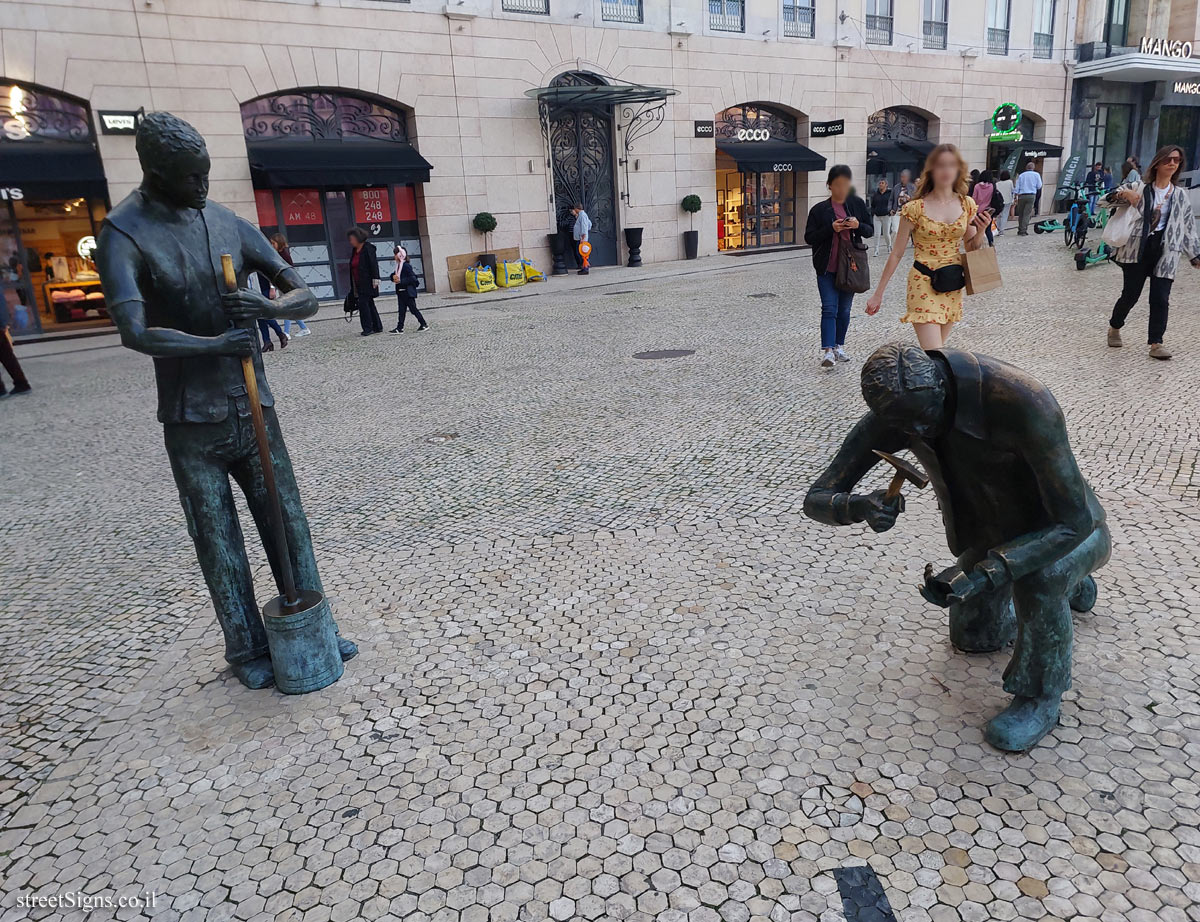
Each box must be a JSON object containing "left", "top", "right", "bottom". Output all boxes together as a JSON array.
[{"left": 990, "top": 102, "right": 1023, "bottom": 142}]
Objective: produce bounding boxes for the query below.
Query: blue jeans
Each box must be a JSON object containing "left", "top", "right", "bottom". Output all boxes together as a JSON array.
[
  {"left": 816, "top": 271, "right": 854, "bottom": 350},
  {"left": 283, "top": 319, "right": 309, "bottom": 334}
]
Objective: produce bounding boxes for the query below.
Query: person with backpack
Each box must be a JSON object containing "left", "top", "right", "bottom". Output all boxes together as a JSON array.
[
  {"left": 993, "top": 171, "right": 1014, "bottom": 235},
  {"left": 389, "top": 245, "right": 428, "bottom": 334},
  {"left": 971, "top": 170, "right": 997, "bottom": 247}
]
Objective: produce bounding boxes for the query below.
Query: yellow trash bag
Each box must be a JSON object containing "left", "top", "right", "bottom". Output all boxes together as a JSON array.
[
  {"left": 521, "top": 259, "right": 545, "bottom": 282},
  {"left": 465, "top": 264, "right": 496, "bottom": 293},
  {"left": 496, "top": 260, "right": 526, "bottom": 288}
]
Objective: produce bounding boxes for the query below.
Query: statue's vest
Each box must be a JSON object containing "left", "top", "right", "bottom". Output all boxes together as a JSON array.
[{"left": 104, "top": 190, "right": 274, "bottom": 424}]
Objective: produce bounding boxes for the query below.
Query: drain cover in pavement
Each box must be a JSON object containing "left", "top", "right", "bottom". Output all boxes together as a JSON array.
[
  {"left": 633, "top": 349, "right": 695, "bottom": 360},
  {"left": 423, "top": 433, "right": 459, "bottom": 444}
]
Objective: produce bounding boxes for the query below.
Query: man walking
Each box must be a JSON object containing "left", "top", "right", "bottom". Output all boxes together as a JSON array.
[
  {"left": 571, "top": 204, "right": 591, "bottom": 275},
  {"left": 95, "top": 111, "right": 356, "bottom": 689},
  {"left": 1013, "top": 161, "right": 1042, "bottom": 235}
]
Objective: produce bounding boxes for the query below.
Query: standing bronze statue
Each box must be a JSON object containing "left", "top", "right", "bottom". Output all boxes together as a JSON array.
[
  {"left": 805, "top": 343, "right": 1110, "bottom": 751},
  {"left": 95, "top": 112, "right": 356, "bottom": 690}
]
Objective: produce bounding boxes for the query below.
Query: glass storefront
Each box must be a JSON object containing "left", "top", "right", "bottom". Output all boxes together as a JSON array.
[
  {"left": 252, "top": 185, "right": 424, "bottom": 301},
  {"left": 714, "top": 104, "right": 816, "bottom": 252},
  {"left": 1, "top": 83, "right": 109, "bottom": 336},
  {"left": 1158, "top": 106, "right": 1199, "bottom": 168},
  {"left": 242, "top": 90, "right": 431, "bottom": 300},
  {"left": 717, "top": 169, "right": 796, "bottom": 250}
]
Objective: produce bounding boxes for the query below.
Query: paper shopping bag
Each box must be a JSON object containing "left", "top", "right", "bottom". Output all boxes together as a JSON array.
[{"left": 963, "top": 247, "right": 1002, "bottom": 296}]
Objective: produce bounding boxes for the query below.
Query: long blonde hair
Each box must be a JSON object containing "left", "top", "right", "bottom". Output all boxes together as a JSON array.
[{"left": 913, "top": 143, "right": 970, "bottom": 199}]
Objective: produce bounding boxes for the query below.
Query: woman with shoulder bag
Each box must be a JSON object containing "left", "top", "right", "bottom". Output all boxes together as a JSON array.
[
  {"left": 804, "top": 164, "right": 874, "bottom": 369},
  {"left": 865, "top": 144, "right": 991, "bottom": 350},
  {"left": 389, "top": 245, "right": 429, "bottom": 334},
  {"left": 1105, "top": 145, "right": 1200, "bottom": 360}
]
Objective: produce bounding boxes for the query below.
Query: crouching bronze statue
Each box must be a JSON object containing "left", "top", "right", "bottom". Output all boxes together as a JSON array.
[
  {"left": 805, "top": 343, "right": 1110, "bottom": 752},
  {"left": 95, "top": 112, "right": 356, "bottom": 691}
]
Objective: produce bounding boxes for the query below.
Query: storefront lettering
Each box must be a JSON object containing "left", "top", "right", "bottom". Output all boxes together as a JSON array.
[
  {"left": 2, "top": 119, "right": 30, "bottom": 141},
  {"left": 282, "top": 189, "right": 323, "bottom": 226},
  {"left": 0, "top": 186, "right": 24, "bottom": 200},
  {"left": 810, "top": 119, "right": 845, "bottom": 137},
  {"left": 98, "top": 111, "right": 143, "bottom": 135},
  {"left": 772, "top": 163, "right": 795, "bottom": 172},
  {"left": 736, "top": 128, "right": 771, "bottom": 141},
  {"left": 1140, "top": 37, "right": 1193, "bottom": 58},
  {"left": 353, "top": 188, "right": 392, "bottom": 225},
  {"left": 1174, "top": 81, "right": 1200, "bottom": 94}
]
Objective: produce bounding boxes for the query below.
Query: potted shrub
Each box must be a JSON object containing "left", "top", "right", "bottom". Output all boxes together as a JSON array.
[
  {"left": 681, "top": 195, "right": 702, "bottom": 260},
  {"left": 473, "top": 212, "right": 498, "bottom": 273}
]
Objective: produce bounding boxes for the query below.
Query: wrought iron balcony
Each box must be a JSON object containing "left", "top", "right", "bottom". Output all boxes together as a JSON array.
[
  {"left": 707, "top": 0, "right": 745, "bottom": 32},
  {"left": 1033, "top": 32, "right": 1054, "bottom": 58},
  {"left": 783, "top": 4, "right": 815, "bottom": 38},
  {"left": 501, "top": 0, "right": 549, "bottom": 13},
  {"left": 709, "top": 0, "right": 745, "bottom": 32},
  {"left": 922, "top": 20, "right": 947, "bottom": 50},
  {"left": 988, "top": 27, "right": 1010, "bottom": 55},
  {"left": 865, "top": 14, "right": 893, "bottom": 45},
  {"left": 601, "top": 0, "right": 643, "bottom": 23}
]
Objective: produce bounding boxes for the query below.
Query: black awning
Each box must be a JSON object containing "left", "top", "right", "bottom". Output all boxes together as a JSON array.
[
  {"left": 865, "top": 138, "right": 935, "bottom": 172},
  {"left": 715, "top": 140, "right": 826, "bottom": 173},
  {"left": 247, "top": 141, "right": 433, "bottom": 188},
  {"left": 0, "top": 142, "right": 108, "bottom": 200},
  {"left": 1015, "top": 141, "right": 1064, "bottom": 160}
]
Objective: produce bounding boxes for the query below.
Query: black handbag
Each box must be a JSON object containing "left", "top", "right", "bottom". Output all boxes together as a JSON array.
[
  {"left": 835, "top": 233, "right": 871, "bottom": 293},
  {"left": 343, "top": 291, "right": 357, "bottom": 322},
  {"left": 913, "top": 260, "right": 966, "bottom": 293}
]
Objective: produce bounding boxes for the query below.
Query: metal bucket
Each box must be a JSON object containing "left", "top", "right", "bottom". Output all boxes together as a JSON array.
[{"left": 263, "top": 589, "right": 344, "bottom": 694}]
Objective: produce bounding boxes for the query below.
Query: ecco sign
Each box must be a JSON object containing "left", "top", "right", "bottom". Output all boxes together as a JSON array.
[
  {"left": 694, "top": 120, "right": 714, "bottom": 138},
  {"left": 772, "top": 163, "right": 794, "bottom": 172},
  {"left": 0, "top": 187, "right": 24, "bottom": 201},
  {"left": 1140, "top": 36, "right": 1194, "bottom": 58},
  {"left": 737, "top": 128, "right": 771, "bottom": 141}
]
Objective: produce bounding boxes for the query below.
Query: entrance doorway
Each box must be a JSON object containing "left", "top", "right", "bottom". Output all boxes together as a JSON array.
[{"left": 547, "top": 72, "right": 618, "bottom": 266}]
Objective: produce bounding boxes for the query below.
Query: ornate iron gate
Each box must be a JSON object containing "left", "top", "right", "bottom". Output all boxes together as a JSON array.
[{"left": 548, "top": 73, "right": 618, "bottom": 266}]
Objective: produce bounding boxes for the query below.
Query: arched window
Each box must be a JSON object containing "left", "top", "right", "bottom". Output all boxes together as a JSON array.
[
  {"left": 867, "top": 108, "right": 930, "bottom": 142},
  {"left": 716, "top": 104, "right": 797, "bottom": 142},
  {"left": 0, "top": 83, "right": 94, "bottom": 145},
  {"left": 241, "top": 90, "right": 409, "bottom": 144}
]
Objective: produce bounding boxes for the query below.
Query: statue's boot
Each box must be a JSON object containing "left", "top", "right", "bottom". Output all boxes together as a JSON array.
[
  {"left": 949, "top": 592, "right": 1016, "bottom": 653},
  {"left": 984, "top": 694, "right": 1061, "bottom": 752},
  {"left": 338, "top": 637, "right": 359, "bottom": 661},
  {"left": 232, "top": 654, "right": 276, "bottom": 689},
  {"left": 1069, "top": 575, "right": 1098, "bottom": 613}
]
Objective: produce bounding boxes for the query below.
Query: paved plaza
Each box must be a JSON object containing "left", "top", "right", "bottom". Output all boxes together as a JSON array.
[{"left": 2, "top": 235, "right": 1200, "bottom": 922}]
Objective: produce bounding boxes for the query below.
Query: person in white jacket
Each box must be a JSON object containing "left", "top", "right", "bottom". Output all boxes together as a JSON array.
[{"left": 571, "top": 204, "right": 591, "bottom": 275}]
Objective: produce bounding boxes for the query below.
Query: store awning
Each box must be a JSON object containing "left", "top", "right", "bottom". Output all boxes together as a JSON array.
[
  {"left": 247, "top": 141, "right": 433, "bottom": 188},
  {"left": 525, "top": 81, "right": 678, "bottom": 116},
  {"left": 0, "top": 142, "right": 108, "bottom": 200},
  {"left": 715, "top": 139, "right": 826, "bottom": 173},
  {"left": 1004, "top": 141, "right": 1064, "bottom": 160},
  {"left": 865, "top": 138, "right": 935, "bottom": 172}
]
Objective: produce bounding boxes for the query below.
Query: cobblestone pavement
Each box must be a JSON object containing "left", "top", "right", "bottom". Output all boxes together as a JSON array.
[{"left": 2, "top": 233, "right": 1199, "bottom": 922}]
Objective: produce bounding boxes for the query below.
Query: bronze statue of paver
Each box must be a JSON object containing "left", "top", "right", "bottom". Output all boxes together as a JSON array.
[
  {"left": 95, "top": 112, "right": 356, "bottom": 690},
  {"left": 805, "top": 343, "right": 1110, "bottom": 751}
]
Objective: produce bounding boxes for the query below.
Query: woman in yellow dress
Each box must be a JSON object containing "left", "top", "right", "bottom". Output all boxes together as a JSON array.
[{"left": 865, "top": 144, "right": 993, "bottom": 349}]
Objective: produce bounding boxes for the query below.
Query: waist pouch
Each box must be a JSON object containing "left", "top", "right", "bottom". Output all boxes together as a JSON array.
[{"left": 914, "top": 260, "right": 966, "bottom": 293}]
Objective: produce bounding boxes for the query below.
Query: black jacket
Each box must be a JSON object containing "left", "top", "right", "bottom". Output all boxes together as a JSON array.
[
  {"left": 804, "top": 196, "right": 874, "bottom": 275},
  {"left": 869, "top": 189, "right": 892, "bottom": 217},
  {"left": 392, "top": 260, "right": 419, "bottom": 297},
  {"left": 350, "top": 242, "right": 379, "bottom": 296}
]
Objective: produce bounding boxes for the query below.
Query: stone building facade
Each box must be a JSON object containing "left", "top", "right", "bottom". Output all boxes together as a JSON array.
[{"left": 1, "top": 0, "right": 1076, "bottom": 333}]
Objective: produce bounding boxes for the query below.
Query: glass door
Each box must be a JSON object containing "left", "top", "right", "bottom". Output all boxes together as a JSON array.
[
  {"left": 741, "top": 172, "right": 796, "bottom": 249},
  {"left": 0, "top": 202, "right": 38, "bottom": 336}
]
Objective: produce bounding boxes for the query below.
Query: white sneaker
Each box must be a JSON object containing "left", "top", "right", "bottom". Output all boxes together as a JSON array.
[
  {"left": 820, "top": 350, "right": 836, "bottom": 368},
  {"left": 296, "top": 327, "right": 312, "bottom": 337},
  {"left": 834, "top": 347, "right": 851, "bottom": 363}
]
